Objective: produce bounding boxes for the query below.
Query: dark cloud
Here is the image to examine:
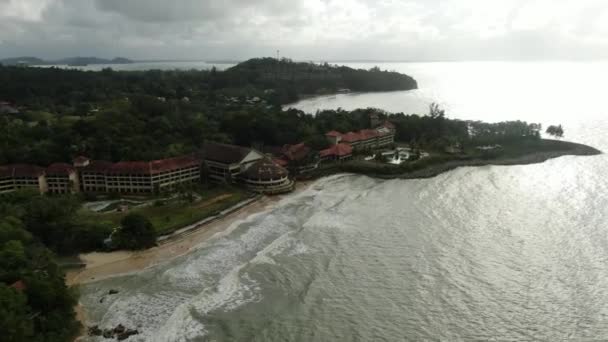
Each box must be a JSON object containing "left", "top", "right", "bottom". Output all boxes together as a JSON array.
[{"left": 1, "top": 0, "right": 608, "bottom": 60}]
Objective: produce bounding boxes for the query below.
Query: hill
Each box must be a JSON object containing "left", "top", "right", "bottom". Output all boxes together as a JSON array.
[{"left": 217, "top": 58, "right": 417, "bottom": 101}]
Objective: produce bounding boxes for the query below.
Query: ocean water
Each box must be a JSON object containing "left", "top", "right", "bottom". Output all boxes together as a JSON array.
[{"left": 80, "top": 62, "right": 608, "bottom": 341}]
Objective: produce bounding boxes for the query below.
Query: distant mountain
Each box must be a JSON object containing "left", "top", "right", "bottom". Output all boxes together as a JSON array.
[
  {"left": 57, "top": 57, "right": 134, "bottom": 66},
  {"left": 0, "top": 57, "right": 46, "bottom": 66},
  {"left": 0, "top": 56, "right": 133, "bottom": 66}
]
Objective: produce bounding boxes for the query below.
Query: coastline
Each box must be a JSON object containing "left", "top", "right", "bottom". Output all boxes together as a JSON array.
[
  {"left": 68, "top": 140, "right": 600, "bottom": 286},
  {"left": 67, "top": 140, "right": 600, "bottom": 339},
  {"left": 304, "top": 139, "right": 601, "bottom": 181},
  {"left": 66, "top": 194, "right": 281, "bottom": 286}
]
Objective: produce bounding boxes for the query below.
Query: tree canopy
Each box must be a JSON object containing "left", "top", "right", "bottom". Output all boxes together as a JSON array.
[{"left": 113, "top": 213, "right": 157, "bottom": 250}]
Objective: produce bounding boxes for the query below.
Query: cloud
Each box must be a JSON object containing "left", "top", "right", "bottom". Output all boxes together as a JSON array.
[{"left": 1, "top": 0, "right": 608, "bottom": 60}]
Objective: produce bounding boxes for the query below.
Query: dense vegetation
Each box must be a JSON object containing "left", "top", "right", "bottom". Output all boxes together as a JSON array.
[
  {"left": 0, "top": 59, "right": 416, "bottom": 164},
  {"left": 113, "top": 213, "right": 157, "bottom": 250},
  {"left": 0, "top": 191, "right": 80, "bottom": 341}
]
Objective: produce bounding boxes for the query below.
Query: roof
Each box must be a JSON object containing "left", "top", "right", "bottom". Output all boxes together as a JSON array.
[
  {"left": 107, "top": 156, "right": 200, "bottom": 175},
  {"left": 82, "top": 160, "right": 113, "bottom": 173},
  {"left": 332, "top": 128, "right": 391, "bottom": 144},
  {"left": 0, "top": 164, "right": 45, "bottom": 178},
  {"left": 107, "top": 161, "right": 151, "bottom": 175},
  {"left": 202, "top": 142, "right": 253, "bottom": 164},
  {"left": 325, "top": 131, "right": 342, "bottom": 137},
  {"left": 46, "top": 163, "right": 75, "bottom": 176},
  {"left": 282, "top": 143, "right": 310, "bottom": 162},
  {"left": 320, "top": 143, "right": 353, "bottom": 158},
  {"left": 241, "top": 158, "right": 289, "bottom": 181},
  {"left": 149, "top": 155, "right": 200, "bottom": 174}
]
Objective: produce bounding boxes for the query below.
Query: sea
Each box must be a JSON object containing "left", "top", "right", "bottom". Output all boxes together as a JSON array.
[{"left": 79, "top": 61, "right": 608, "bottom": 341}]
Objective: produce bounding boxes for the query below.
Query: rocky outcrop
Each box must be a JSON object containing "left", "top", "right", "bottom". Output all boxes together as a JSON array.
[{"left": 88, "top": 324, "right": 139, "bottom": 340}]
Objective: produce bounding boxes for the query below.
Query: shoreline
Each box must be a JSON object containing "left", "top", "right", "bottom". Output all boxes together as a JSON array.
[
  {"left": 66, "top": 194, "right": 281, "bottom": 286},
  {"left": 303, "top": 139, "right": 601, "bottom": 181},
  {"left": 68, "top": 140, "right": 600, "bottom": 286},
  {"left": 68, "top": 140, "right": 600, "bottom": 339}
]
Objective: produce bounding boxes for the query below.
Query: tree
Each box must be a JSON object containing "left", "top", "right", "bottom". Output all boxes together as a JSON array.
[
  {"left": 113, "top": 213, "right": 157, "bottom": 250},
  {"left": 546, "top": 124, "right": 564, "bottom": 138},
  {"left": 0, "top": 284, "right": 34, "bottom": 342}
]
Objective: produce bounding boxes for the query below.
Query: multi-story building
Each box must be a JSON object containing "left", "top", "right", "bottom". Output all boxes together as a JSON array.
[
  {"left": 320, "top": 143, "right": 353, "bottom": 162},
  {"left": 240, "top": 157, "right": 294, "bottom": 194},
  {"left": 78, "top": 160, "right": 113, "bottom": 192},
  {"left": 325, "top": 121, "right": 396, "bottom": 152},
  {"left": 46, "top": 163, "right": 79, "bottom": 194},
  {"left": 0, "top": 155, "right": 201, "bottom": 195},
  {"left": 87, "top": 156, "right": 201, "bottom": 194},
  {"left": 0, "top": 164, "right": 47, "bottom": 194},
  {"left": 202, "top": 142, "right": 265, "bottom": 182}
]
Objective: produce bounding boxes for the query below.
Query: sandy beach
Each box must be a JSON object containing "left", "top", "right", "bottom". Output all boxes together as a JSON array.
[{"left": 67, "top": 195, "right": 278, "bottom": 286}]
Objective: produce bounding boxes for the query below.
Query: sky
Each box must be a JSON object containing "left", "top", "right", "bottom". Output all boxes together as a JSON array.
[{"left": 2, "top": 0, "right": 608, "bottom": 61}]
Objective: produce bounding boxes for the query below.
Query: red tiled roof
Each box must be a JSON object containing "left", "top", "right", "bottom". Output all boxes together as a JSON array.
[
  {"left": 149, "top": 155, "right": 200, "bottom": 174},
  {"left": 14, "top": 164, "right": 45, "bottom": 177},
  {"left": 10, "top": 280, "right": 26, "bottom": 292},
  {"left": 325, "top": 131, "right": 342, "bottom": 137},
  {"left": 107, "top": 156, "right": 200, "bottom": 175},
  {"left": 320, "top": 143, "right": 353, "bottom": 158},
  {"left": 107, "top": 161, "right": 151, "bottom": 175},
  {"left": 46, "top": 163, "right": 75, "bottom": 175},
  {"left": 282, "top": 143, "right": 310, "bottom": 162}
]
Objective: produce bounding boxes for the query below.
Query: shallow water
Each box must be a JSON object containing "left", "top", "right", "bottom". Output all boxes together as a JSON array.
[{"left": 81, "top": 62, "right": 608, "bottom": 341}]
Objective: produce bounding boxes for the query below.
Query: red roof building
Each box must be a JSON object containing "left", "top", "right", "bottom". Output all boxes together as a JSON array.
[
  {"left": 320, "top": 143, "right": 353, "bottom": 161},
  {"left": 281, "top": 143, "right": 311, "bottom": 162}
]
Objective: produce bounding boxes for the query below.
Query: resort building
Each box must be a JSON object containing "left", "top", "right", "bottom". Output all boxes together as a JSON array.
[
  {"left": 202, "top": 142, "right": 265, "bottom": 182},
  {"left": 320, "top": 143, "right": 353, "bottom": 162},
  {"left": 46, "top": 163, "right": 79, "bottom": 194},
  {"left": 274, "top": 143, "right": 318, "bottom": 174},
  {"left": 325, "top": 121, "right": 396, "bottom": 152},
  {"left": 0, "top": 155, "right": 201, "bottom": 195},
  {"left": 78, "top": 155, "right": 201, "bottom": 194},
  {"left": 0, "top": 164, "right": 47, "bottom": 194},
  {"left": 240, "top": 157, "right": 294, "bottom": 194},
  {"left": 78, "top": 159, "right": 113, "bottom": 193}
]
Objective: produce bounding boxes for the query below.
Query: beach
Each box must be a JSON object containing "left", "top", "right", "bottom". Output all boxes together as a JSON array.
[
  {"left": 68, "top": 181, "right": 314, "bottom": 340},
  {"left": 67, "top": 195, "right": 282, "bottom": 286}
]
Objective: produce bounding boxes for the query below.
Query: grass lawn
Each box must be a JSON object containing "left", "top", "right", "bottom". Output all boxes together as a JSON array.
[{"left": 76, "top": 186, "right": 251, "bottom": 236}]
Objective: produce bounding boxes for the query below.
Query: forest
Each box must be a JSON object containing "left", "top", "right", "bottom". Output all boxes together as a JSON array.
[{"left": 0, "top": 59, "right": 542, "bottom": 165}]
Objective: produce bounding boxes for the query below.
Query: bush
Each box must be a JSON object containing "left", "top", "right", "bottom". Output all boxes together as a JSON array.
[{"left": 113, "top": 213, "right": 157, "bottom": 250}]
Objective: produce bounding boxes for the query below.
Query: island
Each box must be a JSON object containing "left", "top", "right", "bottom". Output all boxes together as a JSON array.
[{"left": 0, "top": 57, "right": 600, "bottom": 342}]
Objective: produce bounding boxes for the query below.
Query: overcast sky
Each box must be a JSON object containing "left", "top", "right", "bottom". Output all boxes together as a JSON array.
[{"left": 2, "top": 0, "right": 608, "bottom": 61}]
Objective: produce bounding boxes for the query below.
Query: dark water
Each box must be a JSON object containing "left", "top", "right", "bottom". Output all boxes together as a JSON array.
[{"left": 81, "top": 62, "right": 608, "bottom": 341}]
